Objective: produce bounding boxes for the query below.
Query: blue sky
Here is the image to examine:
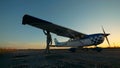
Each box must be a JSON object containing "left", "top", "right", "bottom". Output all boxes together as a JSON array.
[{"left": 0, "top": 0, "right": 120, "bottom": 49}]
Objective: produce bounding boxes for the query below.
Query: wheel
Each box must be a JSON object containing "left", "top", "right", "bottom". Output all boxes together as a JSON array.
[{"left": 69, "top": 48, "right": 76, "bottom": 52}]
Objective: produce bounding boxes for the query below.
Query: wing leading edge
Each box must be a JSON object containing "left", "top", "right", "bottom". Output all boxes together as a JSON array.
[{"left": 22, "top": 14, "right": 86, "bottom": 39}]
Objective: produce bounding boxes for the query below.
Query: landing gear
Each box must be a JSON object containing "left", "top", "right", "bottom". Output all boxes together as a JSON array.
[
  {"left": 69, "top": 48, "right": 76, "bottom": 52},
  {"left": 69, "top": 47, "right": 102, "bottom": 52}
]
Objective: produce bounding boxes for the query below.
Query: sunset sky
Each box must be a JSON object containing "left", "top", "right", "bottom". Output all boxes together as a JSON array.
[{"left": 0, "top": 0, "right": 120, "bottom": 49}]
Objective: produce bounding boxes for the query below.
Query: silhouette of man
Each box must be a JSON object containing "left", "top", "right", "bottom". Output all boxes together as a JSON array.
[{"left": 43, "top": 30, "right": 52, "bottom": 53}]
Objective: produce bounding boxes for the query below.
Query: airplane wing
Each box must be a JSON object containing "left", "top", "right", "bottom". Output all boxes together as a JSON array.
[{"left": 22, "top": 14, "right": 86, "bottom": 39}]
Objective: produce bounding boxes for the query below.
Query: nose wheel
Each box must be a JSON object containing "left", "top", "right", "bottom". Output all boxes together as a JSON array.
[{"left": 93, "top": 46, "right": 103, "bottom": 52}]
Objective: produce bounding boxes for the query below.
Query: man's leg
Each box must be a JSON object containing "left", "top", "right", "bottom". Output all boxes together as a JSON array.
[{"left": 45, "top": 40, "right": 50, "bottom": 54}]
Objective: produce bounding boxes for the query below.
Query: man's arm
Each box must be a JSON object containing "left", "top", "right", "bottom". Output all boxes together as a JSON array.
[{"left": 43, "top": 30, "right": 47, "bottom": 35}]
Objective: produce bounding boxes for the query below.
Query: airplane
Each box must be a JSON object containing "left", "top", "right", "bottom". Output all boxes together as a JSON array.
[{"left": 22, "top": 14, "right": 110, "bottom": 52}]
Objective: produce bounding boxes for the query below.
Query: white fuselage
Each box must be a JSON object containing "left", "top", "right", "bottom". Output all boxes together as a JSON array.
[{"left": 54, "top": 34, "right": 106, "bottom": 47}]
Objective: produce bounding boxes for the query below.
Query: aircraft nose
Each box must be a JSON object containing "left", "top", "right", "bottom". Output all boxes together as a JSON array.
[{"left": 105, "top": 34, "right": 110, "bottom": 37}]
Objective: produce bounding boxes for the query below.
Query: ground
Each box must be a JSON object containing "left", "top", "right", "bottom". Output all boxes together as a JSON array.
[{"left": 0, "top": 48, "right": 120, "bottom": 68}]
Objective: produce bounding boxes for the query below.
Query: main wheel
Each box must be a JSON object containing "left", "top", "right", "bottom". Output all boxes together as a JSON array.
[{"left": 69, "top": 48, "right": 76, "bottom": 52}]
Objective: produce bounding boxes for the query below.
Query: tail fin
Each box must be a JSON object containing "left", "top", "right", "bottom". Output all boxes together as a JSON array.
[{"left": 54, "top": 38, "right": 59, "bottom": 45}]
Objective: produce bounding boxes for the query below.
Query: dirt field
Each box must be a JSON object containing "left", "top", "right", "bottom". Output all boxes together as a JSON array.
[{"left": 0, "top": 48, "right": 120, "bottom": 68}]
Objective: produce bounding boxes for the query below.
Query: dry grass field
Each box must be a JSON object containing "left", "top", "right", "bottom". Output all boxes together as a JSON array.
[{"left": 0, "top": 48, "right": 120, "bottom": 68}]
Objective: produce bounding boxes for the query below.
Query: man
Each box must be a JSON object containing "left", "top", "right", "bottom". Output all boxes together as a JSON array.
[{"left": 43, "top": 30, "right": 52, "bottom": 53}]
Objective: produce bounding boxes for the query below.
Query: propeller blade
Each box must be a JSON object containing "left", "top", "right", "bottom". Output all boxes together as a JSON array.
[
  {"left": 105, "top": 36, "right": 111, "bottom": 47},
  {"left": 101, "top": 26, "right": 111, "bottom": 47},
  {"left": 102, "top": 26, "right": 106, "bottom": 34}
]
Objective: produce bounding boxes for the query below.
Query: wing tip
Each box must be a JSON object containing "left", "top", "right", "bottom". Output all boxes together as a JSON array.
[{"left": 22, "top": 14, "right": 29, "bottom": 25}]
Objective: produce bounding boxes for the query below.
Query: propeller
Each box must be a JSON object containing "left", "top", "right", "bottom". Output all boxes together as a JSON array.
[{"left": 102, "top": 26, "right": 111, "bottom": 47}]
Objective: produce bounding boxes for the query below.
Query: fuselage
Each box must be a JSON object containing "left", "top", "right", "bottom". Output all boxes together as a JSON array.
[{"left": 54, "top": 33, "right": 109, "bottom": 47}]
